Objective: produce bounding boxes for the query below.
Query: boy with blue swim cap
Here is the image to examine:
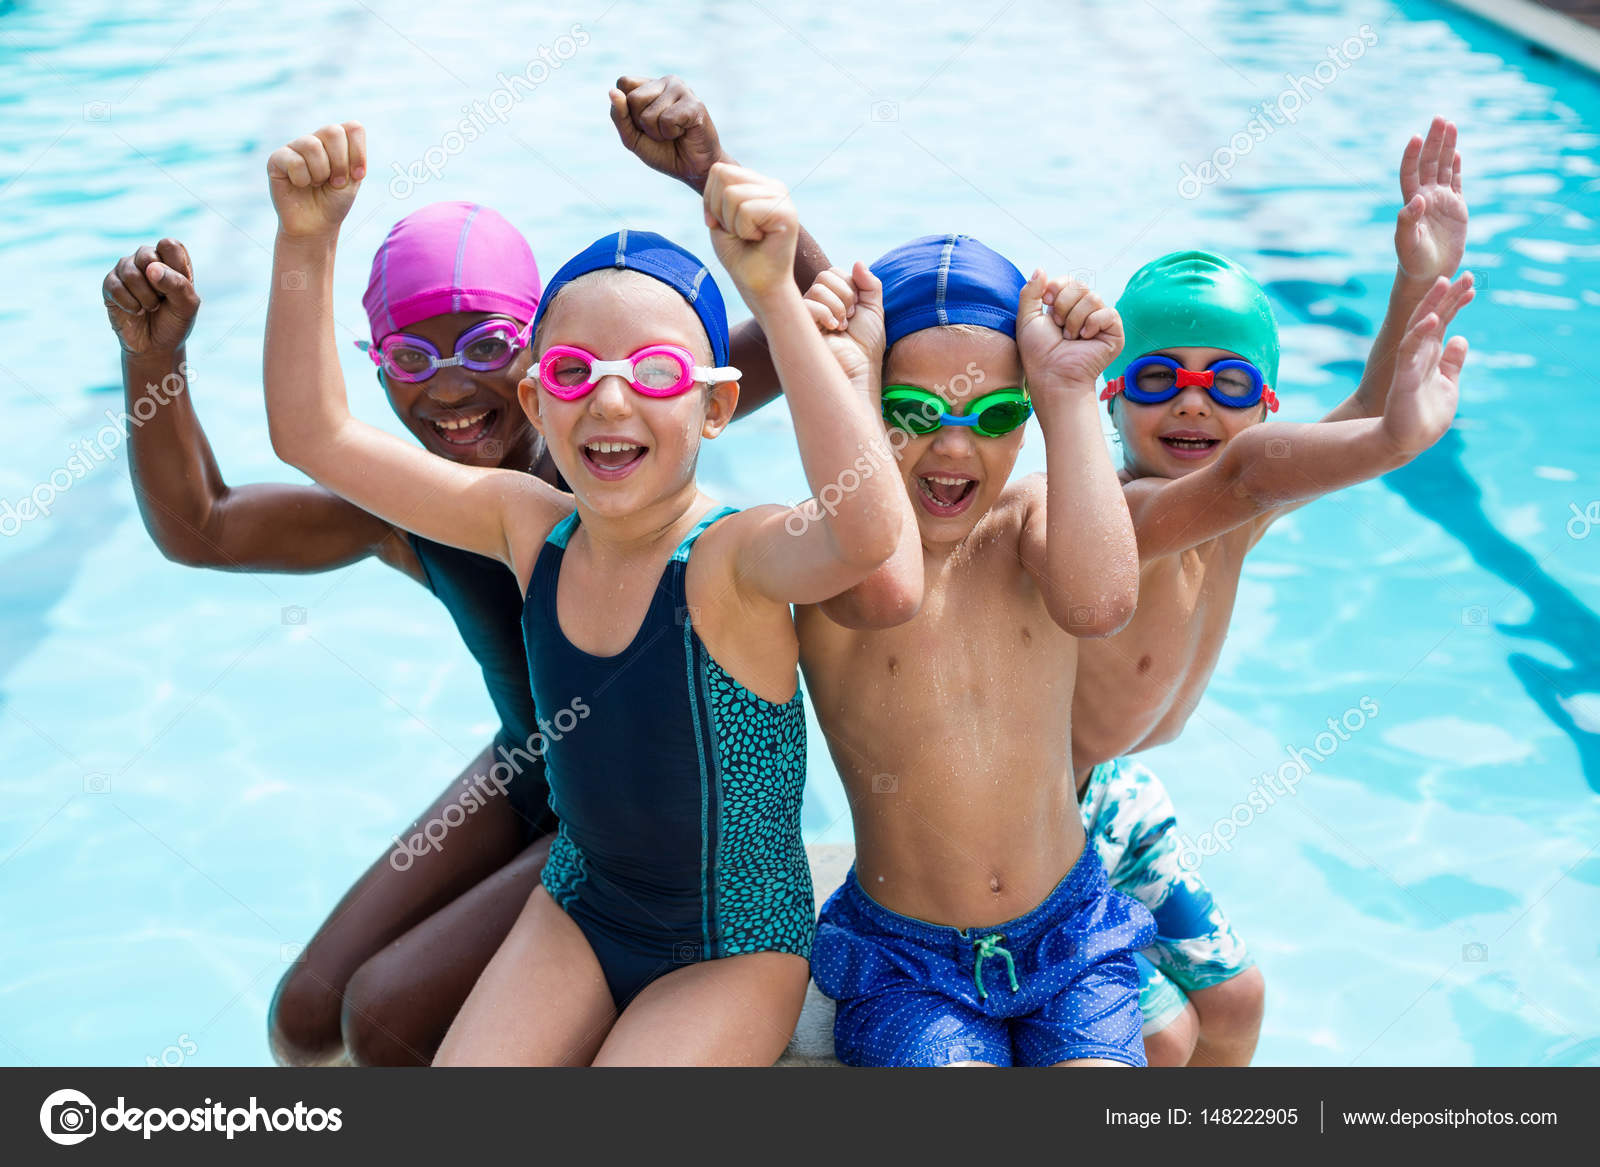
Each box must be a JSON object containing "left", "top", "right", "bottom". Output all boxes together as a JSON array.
[
  {"left": 1071, "top": 117, "right": 1474, "bottom": 1064},
  {"left": 795, "top": 234, "right": 1156, "bottom": 1066}
]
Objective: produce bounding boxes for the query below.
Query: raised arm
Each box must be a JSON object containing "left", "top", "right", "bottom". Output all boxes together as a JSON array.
[
  {"left": 1016, "top": 275, "right": 1138, "bottom": 637},
  {"left": 701, "top": 164, "right": 906, "bottom": 604},
  {"left": 103, "top": 238, "right": 412, "bottom": 576},
  {"left": 1127, "top": 298, "right": 1468, "bottom": 561},
  {"left": 262, "top": 122, "right": 565, "bottom": 582},
  {"left": 1325, "top": 116, "right": 1469, "bottom": 424},
  {"left": 801, "top": 264, "right": 923, "bottom": 629},
  {"left": 608, "top": 74, "right": 831, "bottom": 417}
]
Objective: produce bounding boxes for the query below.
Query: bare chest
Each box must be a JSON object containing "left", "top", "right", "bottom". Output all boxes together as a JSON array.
[
  {"left": 1075, "top": 535, "right": 1250, "bottom": 757},
  {"left": 803, "top": 548, "right": 1075, "bottom": 742}
]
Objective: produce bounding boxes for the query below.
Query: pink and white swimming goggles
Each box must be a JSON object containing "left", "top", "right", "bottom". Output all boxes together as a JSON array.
[{"left": 538, "top": 343, "right": 741, "bottom": 400}]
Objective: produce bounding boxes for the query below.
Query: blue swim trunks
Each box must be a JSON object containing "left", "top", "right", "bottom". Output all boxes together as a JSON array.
[
  {"left": 811, "top": 846, "right": 1156, "bottom": 1067},
  {"left": 1080, "top": 757, "right": 1254, "bottom": 1036}
]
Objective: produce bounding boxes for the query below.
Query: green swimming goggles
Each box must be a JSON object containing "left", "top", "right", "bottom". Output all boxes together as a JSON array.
[{"left": 881, "top": 385, "right": 1033, "bottom": 438}]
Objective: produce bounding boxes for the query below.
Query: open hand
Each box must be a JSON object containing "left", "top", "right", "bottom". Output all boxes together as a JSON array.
[
  {"left": 609, "top": 75, "right": 727, "bottom": 193},
  {"left": 1016, "top": 271, "right": 1123, "bottom": 403},
  {"left": 267, "top": 122, "right": 367, "bottom": 239},
  {"left": 103, "top": 238, "right": 200, "bottom": 356},
  {"left": 1381, "top": 288, "right": 1469, "bottom": 455},
  {"left": 1396, "top": 116, "right": 1467, "bottom": 285},
  {"left": 803, "top": 263, "right": 885, "bottom": 391},
  {"left": 704, "top": 162, "right": 797, "bottom": 304}
]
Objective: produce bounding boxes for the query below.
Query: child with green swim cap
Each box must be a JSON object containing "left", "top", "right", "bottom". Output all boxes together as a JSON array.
[{"left": 1072, "top": 116, "right": 1474, "bottom": 1065}]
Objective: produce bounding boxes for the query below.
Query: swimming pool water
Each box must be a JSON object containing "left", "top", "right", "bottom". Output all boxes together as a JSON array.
[{"left": 1, "top": 0, "right": 1596, "bottom": 1066}]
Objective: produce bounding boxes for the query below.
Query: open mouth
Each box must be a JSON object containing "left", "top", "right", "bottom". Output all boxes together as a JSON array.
[
  {"left": 1159, "top": 433, "right": 1221, "bottom": 460},
  {"left": 428, "top": 407, "right": 499, "bottom": 448},
  {"left": 915, "top": 472, "right": 978, "bottom": 517},
  {"left": 581, "top": 439, "right": 649, "bottom": 481}
]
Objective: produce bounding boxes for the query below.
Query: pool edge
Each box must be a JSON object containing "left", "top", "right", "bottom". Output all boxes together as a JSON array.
[{"left": 1436, "top": 0, "right": 1600, "bottom": 76}]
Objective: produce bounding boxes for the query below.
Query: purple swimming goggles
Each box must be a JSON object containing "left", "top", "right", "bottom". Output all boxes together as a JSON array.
[{"left": 356, "top": 318, "right": 531, "bottom": 384}]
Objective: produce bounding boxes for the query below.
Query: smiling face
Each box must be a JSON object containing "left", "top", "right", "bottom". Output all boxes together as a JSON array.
[
  {"left": 519, "top": 270, "right": 736, "bottom": 520},
  {"left": 1110, "top": 345, "right": 1269, "bottom": 479},
  {"left": 883, "top": 326, "right": 1027, "bottom": 547},
  {"left": 378, "top": 310, "right": 538, "bottom": 470}
]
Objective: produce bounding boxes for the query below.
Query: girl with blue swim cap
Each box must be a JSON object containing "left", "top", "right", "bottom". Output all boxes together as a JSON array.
[
  {"left": 259, "top": 121, "right": 913, "bottom": 1065},
  {"left": 1072, "top": 116, "right": 1476, "bottom": 1065},
  {"left": 103, "top": 78, "right": 839, "bottom": 1067}
]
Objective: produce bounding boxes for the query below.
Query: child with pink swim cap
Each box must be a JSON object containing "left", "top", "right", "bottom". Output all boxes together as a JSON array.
[{"left": 100, "top": 76, "right": 833, "bottom": 1066}]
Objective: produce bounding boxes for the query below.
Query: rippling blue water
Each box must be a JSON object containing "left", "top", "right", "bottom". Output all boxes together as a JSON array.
[{"left": 1, "top": 0, "right": 1596, "bottom": 1066}]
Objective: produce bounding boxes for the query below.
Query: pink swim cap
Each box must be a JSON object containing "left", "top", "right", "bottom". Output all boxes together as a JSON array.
[{"left": 362, "top": 202, "right": 542, "bottom": 344}]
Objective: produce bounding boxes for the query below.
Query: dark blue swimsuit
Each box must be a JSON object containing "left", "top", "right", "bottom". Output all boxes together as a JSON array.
[
  {"left": 523, "top": 506, "right": 815, "bottom": 1006},
  {"left": 408, "top": 533, "right": 555, "bottom": 841}
]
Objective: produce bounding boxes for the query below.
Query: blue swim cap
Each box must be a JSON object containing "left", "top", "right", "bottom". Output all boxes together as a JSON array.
[
  {"left": 532, "top": 229, "right": 731, "bottom": 366},
  {"left": 872, "top": 233, "right": 1028, "bottom": 348}
]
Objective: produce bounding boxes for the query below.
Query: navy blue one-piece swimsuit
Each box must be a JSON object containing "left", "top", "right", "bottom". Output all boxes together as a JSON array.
[
  {"left": 408, "top": 533, "right": 555, "bottom": 841},
  {"left": 522, "top": 505, "right": 815, "bottom": 1006}
]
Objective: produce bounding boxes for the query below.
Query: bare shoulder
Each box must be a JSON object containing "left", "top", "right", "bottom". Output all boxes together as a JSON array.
[
  {"left": 694, "top": 501, "right": 789, "bottom": 556},
  {"left": 995, "top": 472, "right": 1046, "bottom": 537},
  {"left": 1006, "top": 471, "right": 1049, "bottom": 508},
  {"left": 1121, "top": 471, "right": 1176, "bottom": 514},
  {"left": 677, "top": 499, "right": 775, "bottom": 574},
  {"left": 684, "top": 503, "right": 800, "bottom": 686},
  {"left": 501, "top": 474, "right": 575, "bottom": 584}
]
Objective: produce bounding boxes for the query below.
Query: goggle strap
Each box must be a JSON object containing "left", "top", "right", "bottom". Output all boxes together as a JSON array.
[
  {"left": 1100, "top": 378, "right": 1123, "bottom": 402},
  {"left": 696, "top": 365, "right": 742, "bottom": 383}
]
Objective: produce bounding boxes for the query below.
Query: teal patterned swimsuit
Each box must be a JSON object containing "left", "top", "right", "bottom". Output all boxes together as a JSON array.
[
  {"left": 522, "top": 505, "right": 814, "bottom": 1005},
  {"left": 1080, "top": 756, "right": 1254, "bottom": 1033}
]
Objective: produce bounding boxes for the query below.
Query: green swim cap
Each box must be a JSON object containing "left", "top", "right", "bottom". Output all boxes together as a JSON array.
[{"left": 1106, "top": 250, "right": 1279, "bottom": 389}]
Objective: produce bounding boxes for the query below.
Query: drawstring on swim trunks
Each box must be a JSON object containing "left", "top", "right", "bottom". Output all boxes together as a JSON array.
[{"left": 973, "top": 932, "right": 1019, "bottom": 1000}]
